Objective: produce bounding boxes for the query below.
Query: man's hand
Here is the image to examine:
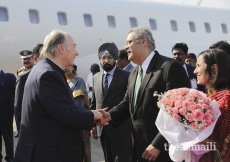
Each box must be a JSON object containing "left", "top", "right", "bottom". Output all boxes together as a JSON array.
[
  {"left": 91, "top": 110, "right": 102, "bottom": 125},
  {"left": 90, "top": 127, "right": 98, "bottom": 140},
  {"left": 97, "top": 108, "right": 112, "bottom": 125},
  {"left": 142, "top": 145, "right": 161, "bottom": 161}
]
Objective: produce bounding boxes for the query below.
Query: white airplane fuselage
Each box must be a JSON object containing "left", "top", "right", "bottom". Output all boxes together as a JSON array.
[{"left": 0, "top": 0, "right": 229, "bottom": 79}]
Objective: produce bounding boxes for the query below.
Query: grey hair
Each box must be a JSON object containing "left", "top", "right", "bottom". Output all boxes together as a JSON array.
[
  {"left": 129, "top": 26, "right": 156, "bottom": 51},
  {"left": 40, "top": 30, "right": 69, "bottom": 58}
]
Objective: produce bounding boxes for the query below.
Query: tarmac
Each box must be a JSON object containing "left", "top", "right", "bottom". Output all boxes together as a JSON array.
[{"left": 1, "top": 120, "right": 105, "bottom": 162}]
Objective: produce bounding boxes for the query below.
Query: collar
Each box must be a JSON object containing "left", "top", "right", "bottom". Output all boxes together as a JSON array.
[
  {"left": 123, "top": 62, "right": 131, "bottom": 70},
  {"left": 103, "top": 65, "right": 116, "bottom": 76},
  {"left": 141, "top": 51, "right": 155, "bottom": 73},
  {"left": 46, "top": 58, "right": 65, "bottom": 76},
  {"left": 46, "top": 58, "right": 65, "bottom": 72}
]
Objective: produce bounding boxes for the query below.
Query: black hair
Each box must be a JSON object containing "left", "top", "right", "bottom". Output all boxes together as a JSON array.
[
  {"left": 172, "top": 42, "right": 188, "bottom": 54},
  {"left": 209, "top": 40, "right": 230, "bottom": 56},
  {"left": 198, "top": 49, "right": 230, "bottom": 92},
  {"left": 32, "top": 43, "right": 44, "bottom": 58},
  {"left": 72, "top": 65, "right": 77, "bottom": 75},
  {"left": 90, "top": 63, "right": 100, "bottom": 74},
  {"left": 187, "top": 53, "right": 197, "bottom": 61},
  {"left": 118, "top": 49, "right": 128, "bottom": 61}
]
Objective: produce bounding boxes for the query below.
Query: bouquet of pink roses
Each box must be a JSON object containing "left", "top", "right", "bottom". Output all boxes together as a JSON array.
[{"left": 155, "top": 88, "right": 221, "bottom": 162}]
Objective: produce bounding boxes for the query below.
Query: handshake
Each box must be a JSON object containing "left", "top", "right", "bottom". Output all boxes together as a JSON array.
[{"left": 91, "top": 108, "right": 111, "bottom": 126}]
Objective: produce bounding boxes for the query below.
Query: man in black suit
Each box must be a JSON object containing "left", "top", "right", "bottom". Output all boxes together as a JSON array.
[
  {"left": 90, "top": 43, "right": 132, "bottom": 162},
  {"left": 172, "top": 42, "right": 205, "bottom": 91},
  {"left": 0, "top": 69, "right": 16, "bottom": 162},
  {"left": 98, "top": 27, "right": 191, "bottom": 162},
  {"left": 14, "top": 44, "right": 44, "bottom": 138},
  {"left": 14, "top": 30, "right": 102, "bottom": 162}
]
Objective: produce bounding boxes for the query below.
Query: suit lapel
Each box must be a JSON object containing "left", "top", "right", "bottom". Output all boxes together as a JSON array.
[
  {"left": 130, "top": 67, "right": 138, "bottom": 112},
  {"left": 97, "top": 72, "right": 104, "bottom": 98},
  {"left": 133, "top": 51, "right": 160, "bottom": 114}
]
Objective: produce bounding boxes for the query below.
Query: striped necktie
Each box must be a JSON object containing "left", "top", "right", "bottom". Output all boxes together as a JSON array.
[
  {"left": 134, "top": 66, "right": 143, "bottom": 108},
  {"left": 103, "top": 73, "right": 110, "bottom": 95}
]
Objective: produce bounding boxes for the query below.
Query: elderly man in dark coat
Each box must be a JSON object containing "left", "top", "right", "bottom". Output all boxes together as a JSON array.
[{"left": 14, "top": 30, "right": 102, "bottom": 162}]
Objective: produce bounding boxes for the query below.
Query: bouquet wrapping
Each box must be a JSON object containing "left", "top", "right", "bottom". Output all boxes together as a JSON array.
[{"left": 155, "top": 88, "right": 221, "bottom": 162}]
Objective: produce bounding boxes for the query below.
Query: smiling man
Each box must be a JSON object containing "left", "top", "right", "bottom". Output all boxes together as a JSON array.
[
  {"left": 14, "top": 30, "right": 102, "bottom": 162},
  {"left": 17, "top": 50, "right": 34, "bottom": 76},
  {"left": 98, "top": 27, "right": 191, "bottom": 162}
]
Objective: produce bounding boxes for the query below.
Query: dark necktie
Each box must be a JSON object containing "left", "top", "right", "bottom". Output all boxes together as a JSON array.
[
  {"left": 134, "top": 66, "right": 143, "bottom": 108},
  {"left": 103, "top": 73, "right": 110, "bottom": 95}
]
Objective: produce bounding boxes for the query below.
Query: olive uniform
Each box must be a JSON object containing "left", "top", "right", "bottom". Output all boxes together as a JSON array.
[{"left": 16, "top": 50, "right": 33, "bottom": 76}]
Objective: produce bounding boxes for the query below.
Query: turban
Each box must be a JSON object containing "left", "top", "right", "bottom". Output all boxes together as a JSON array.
[{"left": 98, "top": 42, "right": 118, "bottom": 60}]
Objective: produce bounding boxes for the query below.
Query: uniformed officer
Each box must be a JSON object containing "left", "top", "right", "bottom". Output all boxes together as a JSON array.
[{"left": 16, "top": 50, "right": 34, "bottom": 76}]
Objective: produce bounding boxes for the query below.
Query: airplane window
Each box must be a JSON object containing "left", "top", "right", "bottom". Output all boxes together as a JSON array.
[
  {"left": 221, "top": 23, "right": 228, "bottom": 34},
  {"left": 149, "top": 19, "right": 157, "bottom": 30},
  {"left": 170, "top": 20, "right": 177, "bottom": 31},
  {"left": 107, "top": 16, "right": 116, "bottom": 28},
  {"left": 130, "top": 17, "right": 138, "bottom": 28},
  {"left": 204, "top": 23, "right": 211, "bottom": 33},
  {"left": 84, "top": 14, "right": 93, "bottom": 27},
  {"left": 57, "top": 12, "right": 67, "bottom": 26},
  {"left": 29, "top": 10, "right": 39, "bottom": 24},
  {"left": 0, "top": 7, "right": 8, "bottom": 22},
  {"left": 189, "top": 21, "right": 196, "bottom": 32}
]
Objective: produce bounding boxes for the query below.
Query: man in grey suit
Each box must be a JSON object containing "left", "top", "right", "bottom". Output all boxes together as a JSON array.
[
  {"left": 116, "top": 49, "right": 134, "bottom": 72},
  {"left": 98, "top": 27, "right": 191, "bottom": 162},
  {"left": 90, "top": 43, "right": 132, "bottom": 162}
]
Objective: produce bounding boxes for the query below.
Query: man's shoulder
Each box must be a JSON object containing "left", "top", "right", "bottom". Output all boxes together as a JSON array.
[
  {"left": 186, "top": 64, "right": 196, "bottom": 70},
  {"left": 116, "top": 67, "right": 130, "bottom": 76},
  {"left": 17, "top": 67, "right": 25, "bottom": 75}
]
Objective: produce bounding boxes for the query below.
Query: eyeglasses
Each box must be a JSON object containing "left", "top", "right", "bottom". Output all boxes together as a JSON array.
[{"left": 125, "top": 38, "right": 142, "bottom": 46}]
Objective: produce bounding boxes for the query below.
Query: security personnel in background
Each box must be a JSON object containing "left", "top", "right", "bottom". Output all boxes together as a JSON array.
[{"left": 17, "top": 50, "right": 34, "bottom": 76}]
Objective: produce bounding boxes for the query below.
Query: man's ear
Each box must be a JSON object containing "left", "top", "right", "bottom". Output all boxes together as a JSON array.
[
  {"left": 142, "top": 37, "right": 148, "bottom": 47},
  {"left": 33, "top": 56, "right": 38, "bottom": 64},
  {"left": 57, "top": 44, "right": 65, "bottom": 55}
]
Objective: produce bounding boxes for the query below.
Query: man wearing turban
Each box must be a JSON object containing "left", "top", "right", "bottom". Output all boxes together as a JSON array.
[{"left": 90, "top": 43, "right": 132, "bottom": 162}]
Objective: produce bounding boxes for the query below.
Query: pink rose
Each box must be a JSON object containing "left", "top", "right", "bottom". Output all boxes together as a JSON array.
[
  {"left": 190, "top": 122, "right": 197, "bottom": 129},
  {"left": 172, "top": 107, "right": 179, "bottom": 114},
  {"left": 176, "top": 88, "right": 189, "bottom": 96},
  {"left": 175, "top": 100, "right": 183, "bottom": 109},
  {"left": 204, "top": 97, "right": 211, "bottom": 103},
  {"left": 182, "top": 101, "right": 190, "bottom": 108},
  {"left": 165, "top": 106, "right": 171, "bottom": 112},
  {"left": 194, "top": 109, "right": 204, "bottom": 121},
  {"left": 199, "top": 124, "right": 206, "bottom": 131},
  {"left": 173, "top": 114, "right": 181, "bottom": 121},
  {"left": 204, "top": 113, "right": 212, "bottom": 123},
  {"left": 176, "top": 95, "right": 184, "bottom": 100},
  {"left": 191, "top": 90, "right": 202, "bottom": 98},
  {"left": 189, "top": 102, "right": 198, "bottom": 110},
  {"left": 186, "top": 94, "right": 195, "bottom": 102},
  {"left": 185, "top": 113, "right": 194, "bottom": 122},
  {"left": 199, "top": 99, "right": 205, "bottom": 105},
  {"left": 179, "top": 108, "right": 186, "bottom": 115}
]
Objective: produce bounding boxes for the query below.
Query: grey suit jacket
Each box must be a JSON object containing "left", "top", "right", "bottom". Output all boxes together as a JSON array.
[{"left": 91, "top": 67, "right": 131, "bottom": 138}]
